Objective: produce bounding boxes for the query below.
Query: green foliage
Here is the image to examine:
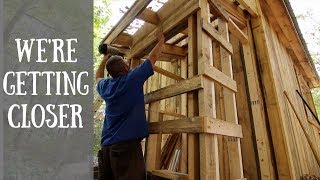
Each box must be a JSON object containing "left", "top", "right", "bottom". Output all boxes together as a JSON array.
[{"left": 93, "top": 0, "right": 110, "bottom": 155}]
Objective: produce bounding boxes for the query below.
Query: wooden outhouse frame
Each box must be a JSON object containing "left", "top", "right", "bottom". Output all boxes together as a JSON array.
[{"left": 97, "top": 0, "right": 320, "bottom": 179}]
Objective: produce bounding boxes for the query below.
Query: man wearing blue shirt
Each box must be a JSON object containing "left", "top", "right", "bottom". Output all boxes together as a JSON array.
[{"left": 95, "top": 32, "right": 165, "bottom": 180}]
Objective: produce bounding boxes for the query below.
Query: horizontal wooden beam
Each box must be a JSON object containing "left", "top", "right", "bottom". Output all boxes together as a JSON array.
[
  {"left": 162, "top": 44, "right": 187, "bottom": 57},
  {"left": 208, "top": 0, "right": 229, "bottom": 21},
  {"left": 235, "top": 0, "right": 258, "bottom": 17},
  {"left": 153, "top": 66, "right": 185, "bottom": 81},
  {"left": 228, "top": 18, "right": 248, "bottom": 44},
  {"left": 149, "top": 116, "right": 243, "bottom": 138},
  {"left": 111, "top": 33, "right": 133, "bottom": 47},
  {"left": 203, "top": 64, "right": 238, "bottom": 92},
  {"left": 145, "top": 108, "right": 187, "bottom": 118},
  {"left": 103, "top": 0, "right": 152, "bottom": 44},
  {"left": 144, "top": 75, "right": 203, "bottom": 104},
  {"left": 137, "top": 8, "right": 160, "bottom": 25},
  {"left": 149, "top": 170, "right": 188, "bottom": 180},
  {"left": 202, "top": 20, "right": 233, "bottom": 54},
  {"left": 128, "top": 0, "right": 200, "bottom": 59}
]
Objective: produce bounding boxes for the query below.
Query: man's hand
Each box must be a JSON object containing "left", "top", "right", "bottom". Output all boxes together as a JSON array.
[
  {"left": 95, "top": 53, "right": 110, "bottom": 83},
  {"left": 149, "top": 29, "right": 165, "bottom": 67},
  {"left": 102, "top": 54, "right": 110, "bottom": 62}
]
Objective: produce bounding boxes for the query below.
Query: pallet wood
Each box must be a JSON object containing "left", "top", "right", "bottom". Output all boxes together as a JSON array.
[
  {"left": 241, "top": 21, "right": 276, "bottom": 179},
  {"left": 284, "top": 91, "right": 320, "bottom": 166},
  {"left": 137, "top": 8, "right": 160, "bottom": 25},
  {"left": 128, "top": 0, "right": 200, "bottom": 59},
  {"left": 203, "top": 63, "right": 237, "bottom": 92},
  {"left": 198, "top": 1, "right": 219, "bottom": 179},
  {"left": 218, "top": 18, "right": 244, "bottom": 179},
  {"left": 100, "top": 0, "right": 320, "bottom": 178},
  {"left": 202, "top": 21, "right": 233, "bottom": 54},
  {"left": 228, "top": 18, "right": 248, "bottom": 44},
  {"left": 252, "top": 2, "right": 299, "bottom": 178},
  {"left": 231, "top": 33, "right": 259, "bottom": 179},
  {"left": 154, "top": 66, "right": 185, "bottom": 81},
  {"left": 235, "top": 0, "right": 258, "bottom": 17},
  {"left": 103, "top": 0, "right": 152, "bottom": 44},
  {"left": 180, "top": 56, "right": 188, "bottom": 173},
  {"left": 144, "top": 75, "right": 203, "bottom": 104},
  {"left": 146, "top": 101, "right": 162, "bottom": 170},
  {"left": 208, "top": 0, "right": 229, "bottom": 21},
  {"left": 187, "top": 14, "right": 200, "bottom": 180},
  {"left": 148, "top": 116, "right": 243, "bottom": 138},
  {"left": 150, "top": 170, "right": 188, "bottom": 180}
]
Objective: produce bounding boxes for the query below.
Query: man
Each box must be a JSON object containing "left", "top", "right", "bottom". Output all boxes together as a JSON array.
[{"left": 95, "top": 31, "right": 165, "bottom": 180}]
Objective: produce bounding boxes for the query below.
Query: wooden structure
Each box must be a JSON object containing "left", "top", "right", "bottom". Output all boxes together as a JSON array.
[{"left": 98, "top": 0, "right": 320, "bottom": 179}]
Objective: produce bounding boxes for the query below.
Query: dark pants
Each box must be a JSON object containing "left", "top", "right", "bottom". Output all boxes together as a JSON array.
[{"left": 98, "top": 140, "right": 146, "bottom": 180}]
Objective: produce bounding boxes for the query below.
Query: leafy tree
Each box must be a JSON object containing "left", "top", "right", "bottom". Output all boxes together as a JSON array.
[{"left": 93, "top": 0, "right": 111, "bottom": 155}]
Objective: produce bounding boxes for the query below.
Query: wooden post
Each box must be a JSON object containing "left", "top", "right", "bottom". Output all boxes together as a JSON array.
[
  {"left": 180, "top": 57, "right": 188, "bottom": 173},
  {"left": 187, "top": 14, "right": 200, "bottom": 180},
  {"left": 198, "top": 1, "right": 219, "bottom": 179},
  {"left": 218, "top": 18, "right": 244, "bottom": 179},
  {"left": 241, "top": 21, "right": 276, "bottom": 179},
  {"left": 146, "top": 101, "right": 162, "bottom": 170}
]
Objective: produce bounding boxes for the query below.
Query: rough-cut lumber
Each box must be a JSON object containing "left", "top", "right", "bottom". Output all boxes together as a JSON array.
[
  {"left": 208, "top": 0, "right": 229, "bottom": 21},
  {"left": 103, "top": 0, "right": 152, "bottom": 44},
  {"left": 235, "top": 0, "right": 258, "bottom": 17},
  {"left": 144, "top": 75, "right": 203, "bottom": 104},
  {"left": 162, "top": 44, "right": 187, "bottom": 57},
  {"left": 137, "top": 8, "right": 160, "bottom": 25},
  {"left": 202, "top": 21, "right": 233, "bottom": 54},
  {"left": 145, "top": 109, "right": 187, "bottom": 118},
  {"left": 197, "top": 1, "right": 219, "bottom": 179},
  {"left": 203, "top": 63, "right": 237, "bottom": 92},
  {"left": 284, "top": 91, "right": 320, "bottom": 166},
  {"left": 153, "top": 66, "right": 185, "bottom": 81},
  {"left": 149, "top": 116, "right": 243, "bottom": 138},
  {"left": 218, "top": 19, "right": 244, "bottom": 179},
  {"left": 241, "top": 22, "right": 276, "bottom": 179},
  {"left": 187, "top": 14, "right": 200, "bottom": 180},
  {"left": 251, "top": 3, "right": 296, "bottom": 177},
  {"left": 228, "top": 18, "right": 248, "bottom": 44},
  {"left": 216, "top": 0, "right": 247, "bottom": 28},
  {"left": 111, "top": 33, "right": 133, "bottom": 47},
  {"left": 180, "top": 56, "right": 188, "bottom": 173},
  {"left": 150, "top": 170, "right": 188, "bottom": 180},
  {"left": 128, "top": 0, "right": 200, "bottom": 59},
  {"left": 262, "top": 0, "right": 319, "bottom": 87},
  {"left": 146, "top": 102, "right": 162, "bottom": 171}
]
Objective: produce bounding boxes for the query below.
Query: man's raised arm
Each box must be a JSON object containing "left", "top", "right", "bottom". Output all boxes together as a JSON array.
[
  {"left": 148, "top": 31, "right": 165, "bottom": 67},
  {"left": 95, "top": 54, "right": 110, "bottom": 83}
]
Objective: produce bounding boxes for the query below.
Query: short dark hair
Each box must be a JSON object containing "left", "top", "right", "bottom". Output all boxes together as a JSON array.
[{"left": 106, "top": 55, "right": 128, "bottom": 78}]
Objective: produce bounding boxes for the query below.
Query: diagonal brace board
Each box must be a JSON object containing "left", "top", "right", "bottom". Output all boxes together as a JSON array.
[
  {"left": 202, "top": 20, "right": 233, "bottom": 54},
  {"left": 103, "top": 0, "right": 152, "bottom": 44},
  {"left": 208, "top": 0, "right": 229, "bottom": 21},
  {"left": 228, "top": 18, "right": 248, "bottom": 44},
  {"left": 144, "top": 75, "right": 204, "bottom": 104},
  {"left": 153, "top": 66, "right": 185, "bottom": 81},
  {"left": 204, "top": 63, "right": 238, "bottom": 92},
  {"left": 148, "top": 116, "right": 243, "bottom": 138}
]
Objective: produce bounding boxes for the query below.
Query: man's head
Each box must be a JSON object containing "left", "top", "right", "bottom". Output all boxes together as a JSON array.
[{"left": 106, "top": 55, "right": 129, "bottom": 78}]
